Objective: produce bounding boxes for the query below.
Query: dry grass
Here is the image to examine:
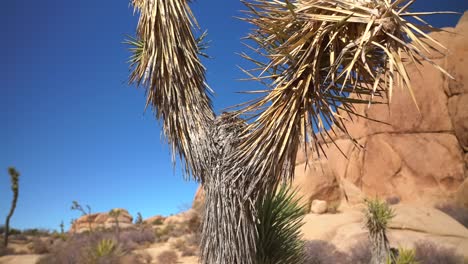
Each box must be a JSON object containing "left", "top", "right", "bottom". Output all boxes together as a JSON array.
[{"left": 156, "top": 250, "right": 179, "bottom": 264}]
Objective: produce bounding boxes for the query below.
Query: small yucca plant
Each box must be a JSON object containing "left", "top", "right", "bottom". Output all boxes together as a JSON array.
[
  {"left": 256, "top": 184, "right": 306, "bottom": 264},
  {"left": 88, "top": 238, "right": 123, "bottom": 263},
  {"left": 388, "top": 247, "right": 419, "bottom": 264},
  {"left": 364, "top": 198, "right": 395, "bottom": 264}
]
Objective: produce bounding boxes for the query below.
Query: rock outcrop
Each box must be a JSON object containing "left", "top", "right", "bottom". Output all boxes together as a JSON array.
[{"left": 70, "top": 208, "right": 133, "bottom": 233}]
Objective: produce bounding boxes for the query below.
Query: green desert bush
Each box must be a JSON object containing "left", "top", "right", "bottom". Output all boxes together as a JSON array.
[
  {"left": 156, "top": 250, "right": 178, "bottom": 264},
  {"left": 36, "top": 228, "right": 154, "bottom": 264},
  {"left": 154, "top": 223, "right": 186, "bottom": 243},
  {"left": 22, "top": 228, "right": 52, "bottom": 237},
  {"left": 88, "top": 238, "right": 123, "bottom": 263},
  {"left": 414, "top": 240, "right": 464, "bottom": 264},
  {"left": 152, "top": 219, "right": 163, "bottom": 226},
  {"left": 256, "top": 184, "right": 306, "bottom": 264},
  {"left": 30, "top": 238, "right": 51, "bottom": 254}
]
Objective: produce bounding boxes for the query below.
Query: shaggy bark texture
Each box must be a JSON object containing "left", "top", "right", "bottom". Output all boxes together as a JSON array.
[{"left": 200, "top": 113, "right": 257, "bottom": 264}]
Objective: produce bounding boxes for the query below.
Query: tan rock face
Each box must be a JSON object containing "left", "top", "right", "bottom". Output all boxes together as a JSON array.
[{"left": 71, "top": 209, "right": 133, "bottom": 233}]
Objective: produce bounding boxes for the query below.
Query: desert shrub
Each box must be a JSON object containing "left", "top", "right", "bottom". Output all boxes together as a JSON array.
[
  {"left": 120, "top": 228, "right": 155, "bottom": 246},
  {"left": 36, "top": 230, "right": 133, "bottom": 264},
  {"left": 30, "top": 238, "right": 50, "bottom": 254},
  {"left": 187, "top": 213, "right": 202, "bottom": 233},
  {"left": 436, "top": 203, "right": 468, "bottom": 228},
  {"left": 386, "top": 196, "right": 401, "bottom": 205},
  {"left": 171, "top": 238, "right": 187, "bottom": 251},
  {"left": 8, "top": 228, "right": 21, "bottom": 235},
  {"left": 347, "top": 239, "right": 372, "bottom": 264},
  {"left": 154, "top": 223, "right": 185, "bottom": 243},
  {"left": 157, "top": 250, "right": 178, "bottom": 264},
  {"left": 152, "top": 219, "right": 163, "bottom": 225},
  {"left": 304, "top": 240, "right": 348, "bottom": 264},
  {"left": 414, "top": 240, "right": 464, "bottom": 264},
  {"left": 87, "top": 238, "right": 123, "bottom": 263},
  {"left": 133, "top": 252, "right": 153, "bottom": 264},
  {"left": 181, "top": 246, "right": 196, "bottom": 257},
  {"left": 23, "top": 228, "right": 51, "bottom": 237},
  {"left": 11, "top": 233, "right": 28, "bottom": 241}
]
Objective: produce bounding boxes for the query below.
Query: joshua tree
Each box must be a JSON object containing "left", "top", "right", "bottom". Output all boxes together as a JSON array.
[
  {"left": 71, "top": 201, "right": 93, "bottom": 232},
  {"left": 127, "top": 0, "right": 454, "bottom": 263},
  {"left": 135, "top": 212, "right": 143, "bottom": 226},
  {"left": 364, "top": 199, "right": 395, "bottom": 264},
  {"left": 60, "top": 221, "right": 65, "bottom": 235},
  {"left": 4, "top": 167, "right": 20, "bottom": 247},
  {"left": 108, "top": 209, "right": 122, "bottom": 240}
]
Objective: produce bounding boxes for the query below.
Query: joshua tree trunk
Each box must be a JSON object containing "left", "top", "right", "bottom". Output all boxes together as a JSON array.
[
  {"left": 370, "top": 231, "right": 390, "bottom": 264},
  {"left": 200, "top": 113, "right": 257, "bottom": 264},
  {"left": 109, "top": 209, "right": 121, "bottom": 241},
  {"left": 4, "top": 168, "right": 19, "bottom": 248}
]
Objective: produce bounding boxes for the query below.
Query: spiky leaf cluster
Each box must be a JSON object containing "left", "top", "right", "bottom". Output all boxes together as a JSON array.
[
  {"left": 364, "top": 198, "right": 395, "bottom": 237},
  {"left": 233, "top": 0, "right": 454, "bottom": 201},
  {"left": 128, "top": 0, "right": 215, "bottom": 180},
  {"left": 8, "top": 168, "right": 19, "bottom": 193},
  {"left": 256, "top": 184, "right": 306, "bottom": 264}
]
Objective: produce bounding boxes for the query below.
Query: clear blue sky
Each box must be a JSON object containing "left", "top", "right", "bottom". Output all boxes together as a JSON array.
[{"left": 1, "top": 1, "right": 466, "bottom": 231}]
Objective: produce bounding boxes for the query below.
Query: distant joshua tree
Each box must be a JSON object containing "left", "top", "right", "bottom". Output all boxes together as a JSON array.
[
  {"left": 4, "top": 167, "right": 20, "bottom": 247},
  {"left": 60, "top": 221, "right": 65, "bottom": 235},
  {"left": 108, "top": 209, "right": 122, "bottom": 240},
  {"left": 135, "top": 212, "right": 143, "bottom": 226},
  {"left": 71, "top": 201, "right": 93, "bottom": 232},
  {"left": 126, "top": 0, "right": 454, "bottom": 263}
]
